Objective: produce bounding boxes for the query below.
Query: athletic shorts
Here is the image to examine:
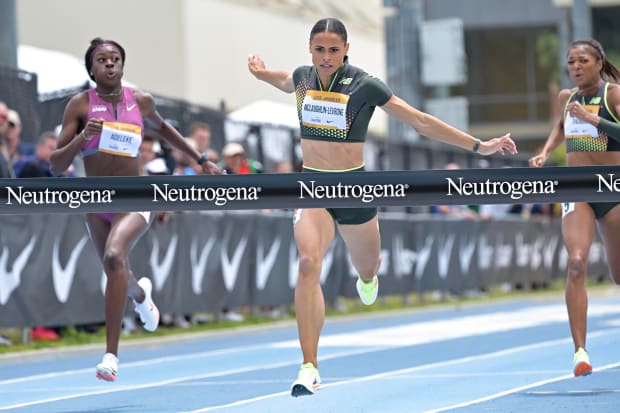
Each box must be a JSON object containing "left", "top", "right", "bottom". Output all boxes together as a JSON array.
[
  {"left": 562, "top": 202, "right": 618, "bottom": 220},
  {"left": 302, "top": 165, "right": 377, "bottom": 225},
  {"left": 94, "top": 211, "right": 152, "bottom": 224}
]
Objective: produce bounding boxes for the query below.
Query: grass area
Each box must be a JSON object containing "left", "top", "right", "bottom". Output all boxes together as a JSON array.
[{"left": 0, "top": 278, "right": 614, "bottom": 355}]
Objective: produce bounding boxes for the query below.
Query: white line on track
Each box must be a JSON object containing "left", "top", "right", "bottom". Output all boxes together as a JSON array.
[
  {"left": 181, "top": 331, "right": 617, "bottom": 413},
  {"left": 423, "top": 361, "right": 620, "bottom": 413},
  {"left": 0, "top": 347, "right": 381, "bottom": 411}
]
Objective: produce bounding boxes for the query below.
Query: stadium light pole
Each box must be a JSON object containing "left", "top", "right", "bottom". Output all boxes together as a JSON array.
[{"left": 0, "top": 0, "right": 18, "bottom": 68}]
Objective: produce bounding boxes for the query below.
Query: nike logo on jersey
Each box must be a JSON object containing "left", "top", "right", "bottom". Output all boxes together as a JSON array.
[{"left": 126, "top": 104, "right": 137, "bottom": 111}]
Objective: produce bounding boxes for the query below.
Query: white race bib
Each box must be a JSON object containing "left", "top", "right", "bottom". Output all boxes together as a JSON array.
[
  {"left": 302, "top": 90, "right": 349, "bottom": 131},
  {"left": 564, "top": 104, "right": 599, "bottom": 138},
  {"left": 98, "top": 122, "right": 142, "bottom": 157}
]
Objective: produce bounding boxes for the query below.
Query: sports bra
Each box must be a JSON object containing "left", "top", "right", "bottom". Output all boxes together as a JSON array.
[
  {"left": 292, "top": 63, "right": 392, "bottom": 142},
  {"left": 563, "top": 82, "right": 620, "bottom": 152},
  {"left": 81, "top": 87, "right": 144, "bottom": 158}
]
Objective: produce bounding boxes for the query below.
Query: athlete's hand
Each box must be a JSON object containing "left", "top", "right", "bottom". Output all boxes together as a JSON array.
[
  {"left": 478, "top": 133, "right": 518, "bottom": 156},
  {"left": 567, "top": 101, "right": 594, "bottom": 123},
  {"left": 248, "top": 54, "right": 266, "bottom": 78},
  {"left": 200, "top": 160, "right": 225, "bottom": 175},
  {"left": 81, "top": 118, "right": 104, "bottom": 140},
  {"left": 529, "top": 153, "right": 548, "bottom": 168}
]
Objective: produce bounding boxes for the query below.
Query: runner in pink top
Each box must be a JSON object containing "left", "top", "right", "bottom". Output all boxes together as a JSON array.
[
  {"left": 50, "top": 37, "right": 222, "bottom": 382},
  {"left": 81, "top": 87, "right": 144, "bottom": 158}
]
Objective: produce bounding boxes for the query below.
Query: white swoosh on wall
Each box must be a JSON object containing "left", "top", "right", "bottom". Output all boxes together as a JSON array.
[
  {"left": 52, "top": 236, "right": 88, "bottom": 303},
  {"left": 150, "top": 235, "right": 178, "bottom": 290},
  {"left": 0, "top": 237, "right": 37, "bottom": 305},
  {"left": 190, "top": 236, "right": 215, "bottom": 295}
]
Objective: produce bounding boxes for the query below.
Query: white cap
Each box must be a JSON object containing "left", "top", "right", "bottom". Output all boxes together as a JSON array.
[
  {"left": 222, "top": 142, "right": 245, "bottom": 157},
  {"left": 8, "top": 109, "right": 21, "bottom": 126}
]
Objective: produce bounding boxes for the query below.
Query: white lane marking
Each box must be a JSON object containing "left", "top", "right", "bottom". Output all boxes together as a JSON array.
[
  {"left": 274, "top": 303, "right": 620, "bottom": 348},
  {"left": 0, "top": 343, "right": 281, "bottom": 385},
  {"left": 181, "top": 331, "right": 618, "bottom": 413},
  {"left": 424, "top": 361, "right": 620, "bottom": 413},
  {"left": 0, "top": 347, "right": 379, "bottom": 411},
  {"left": 2, "top": 304, "right": 619, "bottom": 410}
]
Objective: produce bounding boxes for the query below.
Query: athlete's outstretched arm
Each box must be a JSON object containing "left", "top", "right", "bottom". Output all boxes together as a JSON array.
[
  {"left": 248, "top": 54, "right": 295, "bottom": 93},
  {"left": 381, "top": 95, "right": 517, "bottom": 156},
  {"left": 137, "top": 89, "right": 222, "bottom": 175}
]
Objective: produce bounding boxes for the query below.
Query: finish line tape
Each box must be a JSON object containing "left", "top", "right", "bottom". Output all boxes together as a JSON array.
[{"left": 0, "top": 165, "right": 617, "bottom": 214}]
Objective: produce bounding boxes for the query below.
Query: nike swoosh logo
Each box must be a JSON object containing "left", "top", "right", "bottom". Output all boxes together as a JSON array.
[
  {"left": 0, "top": 237, "right": 37, "bottom": 305},
  {"left": 52, "top": 236, "right": 88, "bottom": 303},
  {"left": 126, "top": 104, "right": 136, "bottom": 111}
]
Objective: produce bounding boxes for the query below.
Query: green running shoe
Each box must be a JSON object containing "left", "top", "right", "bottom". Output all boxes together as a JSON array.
[
  {"left": 356, "top": 275, "right": 378, "bottom": 305},
  {"left": 290, "top": 362, "right": 321, "bottom": 397},
  {"left": 573, "top": 347, "right": 592, "bottom": 377}
]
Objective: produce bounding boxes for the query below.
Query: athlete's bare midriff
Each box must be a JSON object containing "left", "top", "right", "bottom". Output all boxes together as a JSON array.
[
  {"left": 83, "top": 153, "right": 140, "bottom": 177},
  {"left": 566, "top": 151, "right": 620, "bottom": 167},
  {"left": 301, "top": 139, "right": 365, "bottom": 170}
]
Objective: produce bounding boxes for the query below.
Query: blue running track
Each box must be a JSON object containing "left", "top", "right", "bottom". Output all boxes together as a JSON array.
[{"left": 0, "top": 292, "right": 619, "bottom": 412}]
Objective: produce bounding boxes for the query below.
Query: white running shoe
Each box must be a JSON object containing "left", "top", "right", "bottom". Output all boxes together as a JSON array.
[
  {"left": 573, "top": 347, "right": 593, "bottom": 377},
  {"left": 290, "top": 362, "right": 321, "bottom": 397},
  {"left": 134, "top": 277, "right": 160, "bottom": 332},
  {"left": 96, "top": 352, "right": 118, "bottom": 381}
]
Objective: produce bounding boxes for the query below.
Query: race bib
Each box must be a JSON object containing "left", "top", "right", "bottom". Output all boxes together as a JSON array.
[
  {"left": 564, "top": 104, "right": 599, "bottom": 138},
  {"left": 302, "top": 90, "right": 349, "bottom": 131},
  {"left": 98, "top": 122, "right": 142, "bottom": 157}
]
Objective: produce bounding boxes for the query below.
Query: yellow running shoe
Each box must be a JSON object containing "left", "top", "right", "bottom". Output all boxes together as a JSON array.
[
  {"left": 290, "top": 362, "right": 321, "bottom": 397},
  {"left": 356, "top": 275, "right": 378, "bottom": 305},
  {"left": 573, "top": 347, "right": 592, "bottom": 377}
]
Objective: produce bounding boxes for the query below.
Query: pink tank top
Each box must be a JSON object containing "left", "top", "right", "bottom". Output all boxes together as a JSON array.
[{"left": 81, "top": 87, "right": 144, "bottom": 158}]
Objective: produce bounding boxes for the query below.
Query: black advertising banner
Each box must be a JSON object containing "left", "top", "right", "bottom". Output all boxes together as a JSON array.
[
  {"left": 0, "top": 211, "right": 609, "bottom": 329},
  {"left": 0, "top": 166, "right": 618, "bottom": 214}
]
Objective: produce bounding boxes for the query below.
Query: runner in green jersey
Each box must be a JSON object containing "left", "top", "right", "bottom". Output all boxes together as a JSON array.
[{"left": 248, "top": 17, "right": 517, "bottom": 397}]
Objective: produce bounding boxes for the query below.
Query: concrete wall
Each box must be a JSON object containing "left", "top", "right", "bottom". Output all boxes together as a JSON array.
[{"left": 16, "top": 0, "right": 387, "bottom": 131}]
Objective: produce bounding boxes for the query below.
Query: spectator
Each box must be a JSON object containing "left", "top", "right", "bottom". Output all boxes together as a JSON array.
[
  {"left": 220, "top": 142, "right": 263, "bottom": 174},
  {"left": 5, "top": 109, "right": 35, "bottom": 163},
  {"left": 13, "top": 131, "right": 59, "bottom": 178},
  {"left": 138, "top": 133, "right": 162, "bottom": 176},
  {"left": 0, "top": 102, "right": 14, "bottom": 178},
  {"left": 172, "top": 137, "right": 201, "bottom": 176},
  {"left": 188, "top": 121, "right": 212, "bottom": 155}
]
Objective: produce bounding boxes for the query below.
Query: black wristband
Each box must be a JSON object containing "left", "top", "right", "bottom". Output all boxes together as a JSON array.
[
  {"left": 472, "top": 139, "right": 481, "bottom": 153},
  {"left": 197, "top": 154, "right": 208, "bottom": 165}
]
